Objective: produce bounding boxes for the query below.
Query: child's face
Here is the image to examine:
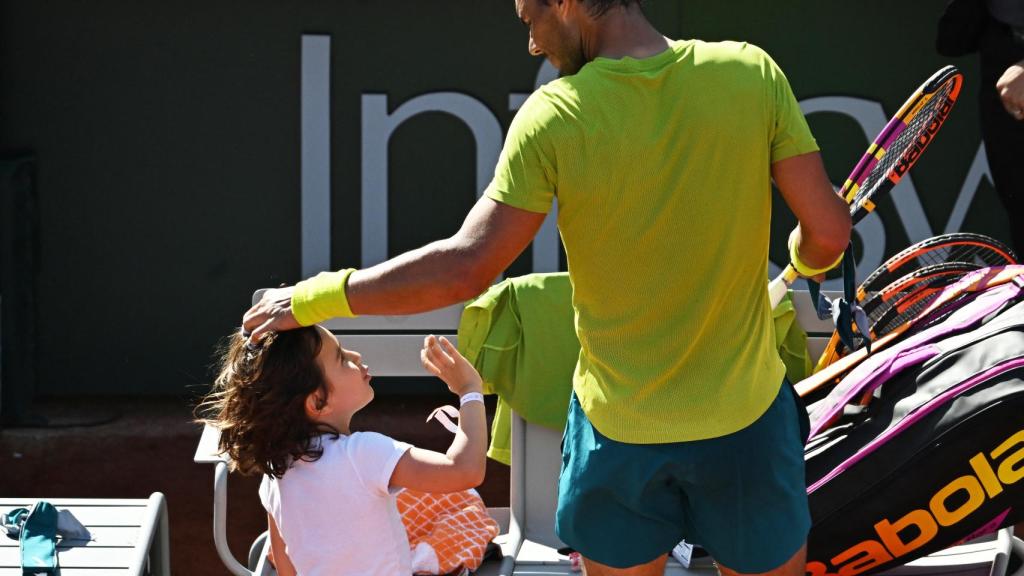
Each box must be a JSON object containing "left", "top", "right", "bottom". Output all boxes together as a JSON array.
[{"left": 309, "top": 326, "right": 374, "bottom": 429}]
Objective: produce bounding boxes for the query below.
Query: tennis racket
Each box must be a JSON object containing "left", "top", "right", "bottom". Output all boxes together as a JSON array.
[
  {"left": 856, "top": 232, "right": 1017, "bottom": 301},
  {"left": 768, "top": 65, "right": 963, "bottom": 309},
  {"left": 815, "top": 263, "right": 979, "bottom": 369},
  {"left": 814, "top": 233, "right": 1017, "bottom": 369},
  {"left": 862, "top": 262, "right": 980, "bottom": 334},
  {"left": 871, "top": 278, "right": 969, "bottom": 339},
  {"left": 797, "top": 266, "right": 1024, "bottom": 399}
]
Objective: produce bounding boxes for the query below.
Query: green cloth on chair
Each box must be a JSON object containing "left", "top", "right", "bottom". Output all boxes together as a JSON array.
[
  {"left": 457, "top": 273, "right": 578, "bottom": 465},
  {"left": 486, "top": 400, "right": 513, "bottom": 465},
  {"left": 458, "top": 274, "right": 812, "bottom": 465},
  {"left": 773, "top": 291, "right": 813, "bottom": 384}
]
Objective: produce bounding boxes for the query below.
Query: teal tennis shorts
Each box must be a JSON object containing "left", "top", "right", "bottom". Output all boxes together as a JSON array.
[{"left": 555, "top": 380, "right": 811, "bottom": 572}]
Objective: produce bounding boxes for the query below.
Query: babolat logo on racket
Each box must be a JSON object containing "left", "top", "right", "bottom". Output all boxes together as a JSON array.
[
  {"left": 806, "top": 427, "right": 1024, "bottom": 576},
  {"left": 891, "top": 96, "right": 955, "bottom": 179}
]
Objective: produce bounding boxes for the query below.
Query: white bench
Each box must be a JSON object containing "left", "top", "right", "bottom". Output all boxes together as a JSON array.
[
  {"left": 0, "top": 495, "right": 170, "bottom": 576},
  {"left": 196, "top": 289, "right": 1020, "bottom": 576}
]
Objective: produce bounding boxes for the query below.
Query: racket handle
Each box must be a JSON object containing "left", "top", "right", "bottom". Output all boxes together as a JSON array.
[{"left": 768, "top": 264, "right": 800, "bottom": 309}]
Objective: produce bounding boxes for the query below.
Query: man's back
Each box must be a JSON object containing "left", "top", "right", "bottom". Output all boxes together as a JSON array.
[{"left": 486, "top": 40, "right": 819, "bottom": 443}]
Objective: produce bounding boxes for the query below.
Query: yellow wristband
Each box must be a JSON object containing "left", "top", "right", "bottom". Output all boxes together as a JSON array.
[
  {"left": 789, "top": 240, "right": 843, "bottom": 278},
  {"left": 291, "top": 268, "right": 358, "bottom": 326}
]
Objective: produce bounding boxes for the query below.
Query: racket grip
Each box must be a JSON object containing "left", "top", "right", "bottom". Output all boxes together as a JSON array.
[{"left": 768, "top": 265, "right": 799, "bottom": 309}]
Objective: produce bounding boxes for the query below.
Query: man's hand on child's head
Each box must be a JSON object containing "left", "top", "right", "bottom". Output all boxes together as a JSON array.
[
  {"left": 420, "top": 335, "right": 483, "bottom": 397},
  {"left": 243, "top": 286, "right": 301, "bottom": 344}
]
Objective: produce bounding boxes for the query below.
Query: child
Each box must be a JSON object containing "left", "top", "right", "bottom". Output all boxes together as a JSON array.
[{"left": 197, "top": 325, "right": 487, "bottom": 575}]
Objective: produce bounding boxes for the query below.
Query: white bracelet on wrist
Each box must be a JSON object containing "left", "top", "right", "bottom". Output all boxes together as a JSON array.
[{"left": 459, "top": 392, "right": 484, "bottom": 407}]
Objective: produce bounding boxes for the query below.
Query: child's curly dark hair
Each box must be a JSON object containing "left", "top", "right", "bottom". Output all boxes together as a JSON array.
[{"left": 196, "top": 327, "right": 339, "bottom": 478}]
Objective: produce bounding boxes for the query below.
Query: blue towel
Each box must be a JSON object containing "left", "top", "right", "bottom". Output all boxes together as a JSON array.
[{"left": 3, "top": 501, "right": 59, "bottom": 575}]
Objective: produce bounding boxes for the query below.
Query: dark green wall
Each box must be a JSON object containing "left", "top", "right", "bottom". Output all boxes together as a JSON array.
[{"left": 0, "top": 1, "right": 1006, "bottom": 395}]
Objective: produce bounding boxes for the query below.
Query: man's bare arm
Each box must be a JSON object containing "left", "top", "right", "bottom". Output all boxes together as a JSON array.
[
  {"left": 772, "top": 151, "right": 852, "bottom": 271},
  {"left": 242, "top": 196, "right": 547, "bottom": 338},
  {"left": 347, "top": 196, "right": 547, "bottom": 315}
]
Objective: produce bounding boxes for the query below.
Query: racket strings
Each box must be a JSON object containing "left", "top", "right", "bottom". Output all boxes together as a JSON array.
[
  {"left": 858, "top": 236, "right": 1017, "bottom": 298},
  {"left": 866, "top": 261, "right": 977, "bottom": 309},
  {"left": 903, "top": 292, "right": 975, "bottom": 336},
  {"left": 851, "top": 82, "right": 956, "bottom": 211},
  {"left": 817, "top": 237, "right": 1012, "bottom": 371},
  {"left": 864, "top": 263, "right": 979, "bottom": 336},
  {"left": 871, "top": 273, "right": 972, "bottom": 337}
]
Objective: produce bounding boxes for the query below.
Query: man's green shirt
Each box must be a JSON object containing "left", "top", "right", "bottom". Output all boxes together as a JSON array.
[{"left": 486, "top": 39, "right": 819, "bottom": 443}]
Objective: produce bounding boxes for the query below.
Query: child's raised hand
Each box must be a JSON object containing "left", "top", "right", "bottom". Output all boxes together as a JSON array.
[
  {"left": 394, "top": 335, "right": 489, "bottom": 493},
  {"left": 420, "top": 335, "right": 483, "bottom": 397}
]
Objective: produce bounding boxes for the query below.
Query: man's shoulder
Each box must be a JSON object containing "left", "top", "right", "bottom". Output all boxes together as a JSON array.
[
  {"left": 683, "top": 39, "right": 785, "bottom": 90},
  {"left": 525, "top": 78, "right": 578, "bottom": 111},
  {"left": 689, "top": 39, "right": 774, "bottom": 67},
  {"left": 506, "top": 82, "right": 574, "bottom": 140}
]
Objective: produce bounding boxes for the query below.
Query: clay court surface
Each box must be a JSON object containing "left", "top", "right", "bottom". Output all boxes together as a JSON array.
[{"left": 0, "top": 394, "right": 510, "bottom": 575}]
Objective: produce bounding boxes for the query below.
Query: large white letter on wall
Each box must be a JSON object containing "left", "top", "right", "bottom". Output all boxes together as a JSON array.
[
  {"left": 301, "top": 35, "right": 331, "bottom": 277},
  {"left": 361, "top": 93, "right": 502, "bottom": 266}
]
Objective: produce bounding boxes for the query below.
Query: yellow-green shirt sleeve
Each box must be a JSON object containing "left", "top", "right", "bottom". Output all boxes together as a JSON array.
[
  {"left": 485, "top": 92, "right": 558, "bottom": 214},
  {"left": 766, "top": 53, "right": 820, "bottom": 163}
]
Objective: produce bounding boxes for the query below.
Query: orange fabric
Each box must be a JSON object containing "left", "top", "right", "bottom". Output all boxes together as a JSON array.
[{"left": 397, "top": 488, "right": 498, "bottom": 574}]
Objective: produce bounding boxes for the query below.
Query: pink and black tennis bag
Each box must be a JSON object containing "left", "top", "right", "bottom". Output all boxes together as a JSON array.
[{"left": 803, "top": 267, "right": 1024, "bottom": 576}]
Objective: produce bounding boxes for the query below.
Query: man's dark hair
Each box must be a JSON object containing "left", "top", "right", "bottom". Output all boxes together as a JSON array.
[{"left": 584, "top": 0, "right": 643, "bottom": 18}]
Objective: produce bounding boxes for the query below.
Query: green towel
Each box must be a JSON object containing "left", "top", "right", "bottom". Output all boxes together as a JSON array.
[
  {"left": 485, "top": 399, "right": 513, "bottom": 465},
  {"left": 458, "top": 274, "right": 812, "bottom": 465},
  {"left": 457, "top": 273, "right": 577, "bottom": 464},
  {"left": 773, "top": 291, "right": 814, "bottom": 384}
]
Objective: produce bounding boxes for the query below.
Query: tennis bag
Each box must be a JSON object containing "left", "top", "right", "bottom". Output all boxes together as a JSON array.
[{"left": 803, "top": 268, "right": 1024, "bottom": 576}]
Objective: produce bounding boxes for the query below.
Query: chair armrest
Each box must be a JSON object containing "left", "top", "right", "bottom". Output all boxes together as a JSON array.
[
  {"left": 214, "top": 461, "right": 255, "bottom": 576},
  {"left": 195, "top": 424, "right": 253, "bottom": 575},
  {"left": 131, "top": 493, "right": 171, "bottom": 576},
  {"left": 194, "top": 424, "right": 227, "bottom": 464}
]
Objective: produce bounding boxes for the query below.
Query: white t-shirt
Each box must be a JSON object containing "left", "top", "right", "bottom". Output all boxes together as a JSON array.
[{"left": 259, "top": 432, "right": 413, "bottom": 575}]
